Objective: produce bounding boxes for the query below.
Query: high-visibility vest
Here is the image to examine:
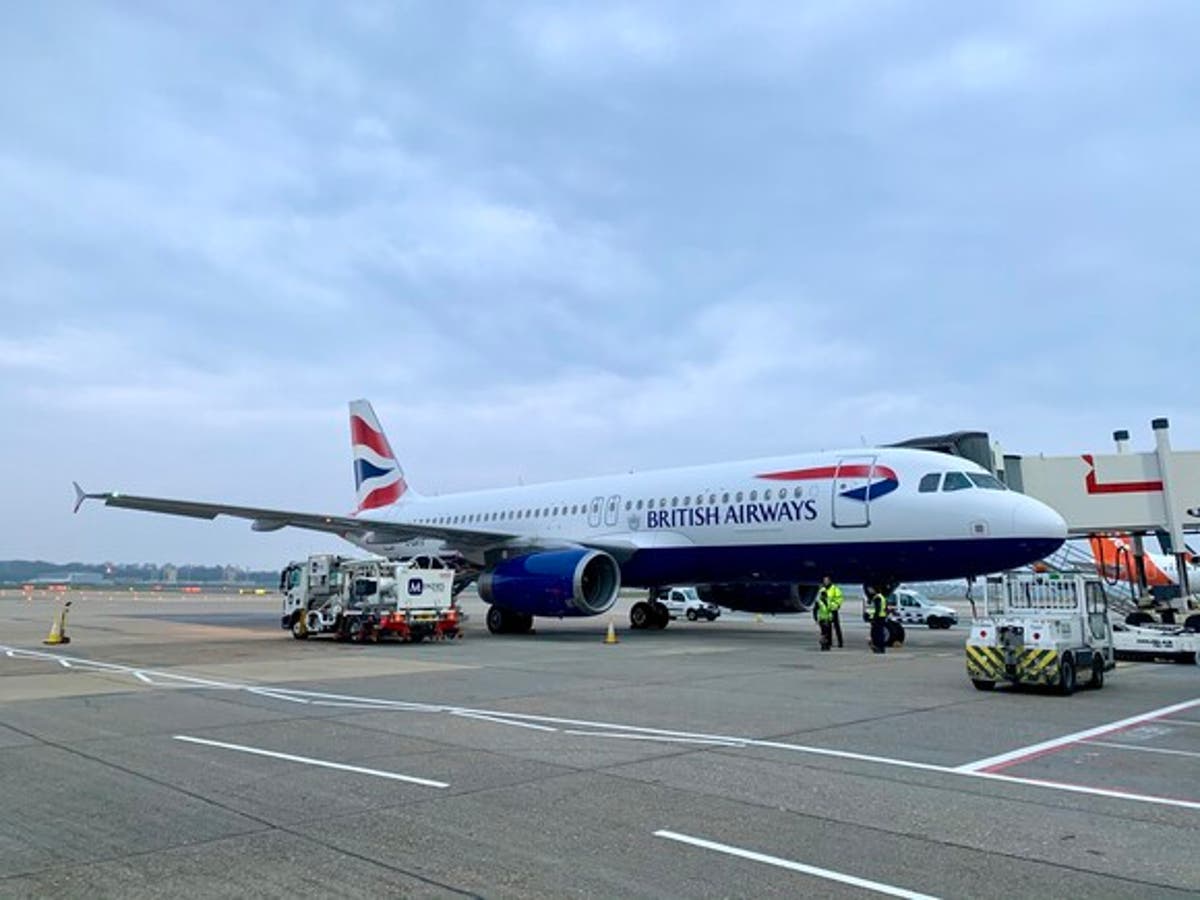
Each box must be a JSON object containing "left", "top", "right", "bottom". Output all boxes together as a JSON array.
[
  {"left": 869, "top": 593, "right": 888, "bottom": 620},
  {"left": 814, "top": 594, "right": 833, "bottom": 623},
  {"left": 825, "top": 584, "right": 844, "bottom": 611}
]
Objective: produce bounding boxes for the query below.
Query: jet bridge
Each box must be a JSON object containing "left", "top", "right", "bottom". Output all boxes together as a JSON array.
[{"left": 1000, "top": 419, "right": 1200, "bottom": 594}]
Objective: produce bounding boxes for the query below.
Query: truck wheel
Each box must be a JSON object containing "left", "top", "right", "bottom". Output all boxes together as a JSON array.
[
  {"left": 706, "top": 611, "right": 718, "bottom": 621},
  {"left": 971, "top": 679, "right": 995, "bottom": 691},
  {"left": 686, "top": 609, "right": 698, "bottom": 622},
  {"left": 1089, "top": 658, "right": 1104, "bottom": 690},
  {"left": 926, "top": 616, "right": 941, "bottom": 629},
  {"left": 1058, "top": 657, "right": 1077, "bottom": 696},
  {"left": 290, "top": 614, "right": 308, "bottom": 640},
  {"left": 630, "top": 602, "right": 651, "bottom": 629}
]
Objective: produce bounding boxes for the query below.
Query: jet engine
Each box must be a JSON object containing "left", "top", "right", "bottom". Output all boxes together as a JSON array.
[
  {"left": 478, "top": 548, "right": 621, "bottom": 618},
  {"left": 696, "top": 582, "right": 818, "bottom": 614}
]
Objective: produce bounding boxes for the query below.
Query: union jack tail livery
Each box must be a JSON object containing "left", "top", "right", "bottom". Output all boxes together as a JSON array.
[{"left": 349, "top": 399, "right": 410, "bottom": 512}]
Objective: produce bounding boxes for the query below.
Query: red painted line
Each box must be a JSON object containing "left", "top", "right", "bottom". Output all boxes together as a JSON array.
[{"left": 1082, "top": 454, "right": 1163, "bottom": 495}]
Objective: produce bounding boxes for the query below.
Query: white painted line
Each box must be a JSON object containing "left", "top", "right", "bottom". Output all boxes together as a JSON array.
[
  {"left": 564, "top": 730, "right": 745, "bottom": 747},
  {"left": 1083, "top": 740, "right": 1200, "bottom": 760},
  {"left": 654, "top": 830, "right": 940, "bottom": 900},
  {"left": 451, "top": 711, "right": 557, "bottom": 732},
  {"left": 956, "top": 697, "right": 1200, "bottom": 773},
  {"left": 1166, "top": 719, "right": 1200, "bottom": 727},
  {"left": 969, "top": 770, "right": 1200, "bottom": 811},
  {"left": 172, "top": 735, "right": 448, "bottom": 788}
]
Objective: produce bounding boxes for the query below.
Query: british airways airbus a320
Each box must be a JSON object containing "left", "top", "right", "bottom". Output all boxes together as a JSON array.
[{"left": 75, "top": 400, "right": 1066, "bottom": 633}]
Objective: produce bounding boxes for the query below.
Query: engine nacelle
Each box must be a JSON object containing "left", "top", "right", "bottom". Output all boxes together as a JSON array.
[
  {"left": 478, "top": 549, "right": 621, "bottom": 618},
  {"left": 696, "top": 582, "right": 818, "bottom": 614}
]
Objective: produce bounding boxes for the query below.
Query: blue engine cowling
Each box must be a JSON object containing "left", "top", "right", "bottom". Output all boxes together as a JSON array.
[{"left": 478, "top": 549, "right": 621, "bottom": 617}]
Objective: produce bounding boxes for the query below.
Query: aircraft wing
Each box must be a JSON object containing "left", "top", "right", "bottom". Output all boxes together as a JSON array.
[{"left": 72, "top": 483, "right": 512, "bottom": 551}]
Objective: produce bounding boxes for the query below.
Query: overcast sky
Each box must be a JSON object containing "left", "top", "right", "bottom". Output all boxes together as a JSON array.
[{"left": 3, "top": 1, "right": 1198, "bottom": 567}]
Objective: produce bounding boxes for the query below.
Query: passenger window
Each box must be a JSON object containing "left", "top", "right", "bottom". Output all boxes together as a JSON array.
[
  {"left": 625, "top": 500, "right": 631, "bottom": 510},
  {"left": 750, "top": 490, "right": 757, "bottom": 501},
  {"left": 636, "top": 499, "right": 643, "bottom": 510},
  {"left": 709, "top": 494, "right": 717, "bottom": 504},
  {"left": 919, "top": 473, "right": 941, "bottom": 493},
  {"left": 942, "top": 472, "right": 972, "bottom": 492},
  {"left": 764, "top": 489, "right": 772, "bottom": 500},
  {"left": 648, "top": 499, "right": 655, "bottom": 509},
  {"left": 735, "top": 492, "right": 743, "bottom": 502},
  {"left": 682, "top": 496, "right": 690, "bottom": 506},
  {"left": 793, "top": 487, "right": 802, "bottom": 498},
  {"left": 722, "top": 493, "right": 730, "bottom": 503}
]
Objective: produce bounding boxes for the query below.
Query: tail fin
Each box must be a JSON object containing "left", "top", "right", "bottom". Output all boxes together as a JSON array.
[
  {"left": 349, "top": 399, "right": 412, "bottom": 512},
  {"left": 1088, "top": 534, "right": 1174, "bottom": 586}
]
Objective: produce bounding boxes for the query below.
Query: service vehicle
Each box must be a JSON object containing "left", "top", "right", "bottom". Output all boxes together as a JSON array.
[
  {"left": 280, "top": 554, "right": 460, "bottom": 643},
  {"left": 631, "top": 586, "right": 720, "bottom": 629},
  {"left": 890, "top": 588, "right": 958, "bottom": 629},
  {"left": 966, "top": 573, "right": 1113, "bottom": 694},
  {"left": 1110, "top": 619, "right": 1198, "bottom": 664}
]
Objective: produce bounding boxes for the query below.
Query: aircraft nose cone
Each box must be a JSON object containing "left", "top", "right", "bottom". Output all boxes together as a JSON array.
[{"left": 1011, "top": 495, "right": 1067, "bottom": 545}]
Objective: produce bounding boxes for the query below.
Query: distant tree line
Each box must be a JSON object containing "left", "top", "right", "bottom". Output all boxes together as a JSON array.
[{"left": 0, "top": 560, "right": 279, "bottom": 585}]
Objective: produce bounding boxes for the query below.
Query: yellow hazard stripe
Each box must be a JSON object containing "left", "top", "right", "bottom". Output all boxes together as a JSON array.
[{"left": 966, "top": 645, "right": 1004, "bottom": 679}]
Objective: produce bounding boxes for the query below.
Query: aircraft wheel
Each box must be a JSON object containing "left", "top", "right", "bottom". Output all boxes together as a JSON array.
[
  {"left": 514, "top": 612, "right": 534, "bottom": 634},
  {"left": 630, "top": 602, "right": 651, "bottom": 630},
  {"left": 486, "top": 605, "right": 507, "bottom": 634}
]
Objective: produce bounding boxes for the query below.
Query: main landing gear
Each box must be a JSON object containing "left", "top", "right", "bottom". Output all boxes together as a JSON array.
[
  {"left": 629, "top": 601, "right": 668, "bottom": 630},
  {"left": 486, "top": 606, "right": 534, "bottom": 635}
]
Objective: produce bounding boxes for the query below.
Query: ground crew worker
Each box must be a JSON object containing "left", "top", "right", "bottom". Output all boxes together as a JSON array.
[
  {"left": 818, "top": 575, "right": 844, "bottom": 648},
  {"left": 813, "top": 587, "right": 834, "bottom": 651},
  {"left": 867, "top": 585, "right": 889, "bottom": 654}
]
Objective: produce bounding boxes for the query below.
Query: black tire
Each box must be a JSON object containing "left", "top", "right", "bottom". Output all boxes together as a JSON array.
[
  {"left": 1184, "top": 614, "right": 1200, "bottom": 634},
  {"left": 290, "top": 613, "right": 308, "bottom": 640},
  {"left": 630, "top": 602, "right": 651, "bottom": 630},
  {"left": 1125, "top": 611, "right": 1154, "bottom": 627},
  {"left": 686, "top": 609, "right": 698, "bottom": 622},
  {"left": 886, "top": 620, "right": 905, "bottom": 647},
  {"left": 1089, "top": 658, "right": 1104, "bottom": 690},
  {"left": 926, "top": 616, "right": 942, "bottom": 630},
  {"left": 486, "top": 605, "right": 507, "bottom": 635},
  {"left": 1058, "top": 657, "right": 1077, "bottom": 696},
  {"left": 706, "top": 611, "right": 718, "bottom": 621},
  {"left": 514, "top": 612, "right": 534, "bottom": 634},
  {"left": 972, "top": 679, "right": 995, "bottom": 691}
]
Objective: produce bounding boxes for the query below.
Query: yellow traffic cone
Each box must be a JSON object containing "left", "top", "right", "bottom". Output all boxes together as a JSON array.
[
  {"left": 603, "top": 619, "right": 619, "bottom": 644},
  {"left": 755, "top": 613, "right": 764, "bottom": 623},
  {"left": 43, "top": 601, "right": 71, "bottom": 645}
]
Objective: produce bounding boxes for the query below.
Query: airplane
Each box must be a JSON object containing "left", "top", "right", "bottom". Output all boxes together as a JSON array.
[
  {"left": 1087, "top": 534, "right": 1196, "bottom": 589},
  {"left": 74, "top": 399, "right": 1067, "bottom": 634}
]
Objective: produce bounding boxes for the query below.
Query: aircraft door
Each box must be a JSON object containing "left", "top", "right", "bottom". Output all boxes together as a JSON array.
[
  {"left": 604, "top": 495, "right": 620, "bottom": 527},
  {"left": 832, "top": 455, "right": 875, "bottom": 528},
  {"left": 588, "top": 496, "right": 604, "bottom": 528}
]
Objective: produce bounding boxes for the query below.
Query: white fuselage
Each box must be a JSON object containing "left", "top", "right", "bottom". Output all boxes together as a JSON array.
[{"left": 353, "top": 448, "right": 1066, "bottom": 588}]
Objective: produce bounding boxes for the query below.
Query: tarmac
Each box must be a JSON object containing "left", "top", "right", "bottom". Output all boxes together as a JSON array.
[{"left": 0, "top": 587, "right": 1197, "bottom": 899}]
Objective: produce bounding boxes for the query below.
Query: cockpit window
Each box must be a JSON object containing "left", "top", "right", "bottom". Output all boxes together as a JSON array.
[
  {"left": 918, "top": 473, "right": 941, "bottom": 493},
  {"left": 967, "top": 472, "right": 1006, "bottom": 490},
  {"left": 942, "top": 472, "right": 972, "bottom": 491}
]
